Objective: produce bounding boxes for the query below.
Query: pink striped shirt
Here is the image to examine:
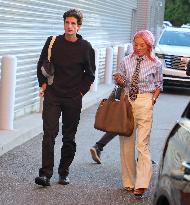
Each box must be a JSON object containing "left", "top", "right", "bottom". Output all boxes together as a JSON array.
[{"left": 118, "top": 54, "right": 163, "bottom": 93}]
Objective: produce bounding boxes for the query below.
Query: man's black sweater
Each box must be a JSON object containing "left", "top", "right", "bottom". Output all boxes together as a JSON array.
[{"left": 37, "top": 34, "right": 96, "bottom": 97}]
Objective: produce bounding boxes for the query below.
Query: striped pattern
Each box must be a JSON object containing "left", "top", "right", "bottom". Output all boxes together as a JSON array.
[
  {"left": 0, "top": 0, "right": 137, "bottom": 118},
  {"left": 0, "top": 0, "right": 165, "bottom": 119},
  {"left": 119, "top": 54, "right": 163, "bottom": 93}
]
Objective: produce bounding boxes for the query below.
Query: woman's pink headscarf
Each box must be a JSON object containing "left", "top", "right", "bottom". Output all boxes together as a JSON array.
[{"left": 132, "top": 30, "right": 156, "bottom": 61}]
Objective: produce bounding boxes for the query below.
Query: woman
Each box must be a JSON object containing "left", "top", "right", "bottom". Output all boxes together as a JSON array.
[{"left": 114, "top": 30, "right": 163, "bottom": 196}]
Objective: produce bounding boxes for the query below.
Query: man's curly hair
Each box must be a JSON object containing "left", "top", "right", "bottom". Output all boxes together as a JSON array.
[{"left": 63, "top": 9, "right": 83, "bottom": 25}]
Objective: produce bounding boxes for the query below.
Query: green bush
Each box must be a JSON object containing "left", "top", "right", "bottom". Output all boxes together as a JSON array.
[{"left": 165, "top": 0, "right": 190, "bottom": 26}]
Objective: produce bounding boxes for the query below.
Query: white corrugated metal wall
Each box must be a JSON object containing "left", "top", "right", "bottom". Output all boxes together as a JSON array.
[{"left": 0, "top": 0, "right": 137, "bottom": 118}]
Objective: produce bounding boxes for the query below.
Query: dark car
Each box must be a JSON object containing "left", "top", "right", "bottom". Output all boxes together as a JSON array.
[
  {"left": 153, "top": 101, "right": 190, "bottom": 205},
  {"left": 187, "top": 60, "right": 190, "bottom": 76}
]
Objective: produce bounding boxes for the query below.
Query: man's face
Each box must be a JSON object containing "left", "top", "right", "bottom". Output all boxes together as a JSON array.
[{"left": 64, "top": 17, "right": 80, "bottom": 36}]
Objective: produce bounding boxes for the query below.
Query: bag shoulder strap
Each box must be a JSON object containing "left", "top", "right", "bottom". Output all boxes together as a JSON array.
[{"left": 48, "top": 36, "right": 56, "bottom": 62}]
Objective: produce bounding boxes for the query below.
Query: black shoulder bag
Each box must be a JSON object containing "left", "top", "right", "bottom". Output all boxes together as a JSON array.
[{"left": 41, "top": 36, "right": 56, "bottom": 85}]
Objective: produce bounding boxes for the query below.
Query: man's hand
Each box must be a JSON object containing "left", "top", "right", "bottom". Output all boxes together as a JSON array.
[{"left": 39, "top": 83, "right": 47, "bottom": 97}]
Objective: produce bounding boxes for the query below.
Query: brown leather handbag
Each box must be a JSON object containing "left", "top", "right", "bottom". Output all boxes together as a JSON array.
[{"left": 94, "top": 88, "right": 134, "bottom": 136}]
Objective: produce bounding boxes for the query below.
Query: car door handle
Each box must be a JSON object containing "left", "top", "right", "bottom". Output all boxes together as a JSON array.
[
  {"left": 183, "top": 161, "right": 190, "bottom": 181},
  {"left": 171, "top": 161, "right": 190, "bottom": 182}
]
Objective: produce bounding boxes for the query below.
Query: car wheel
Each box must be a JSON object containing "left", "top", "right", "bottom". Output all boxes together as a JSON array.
[{"left": 156, "top": 196, "right": 170, "bottom": 205}]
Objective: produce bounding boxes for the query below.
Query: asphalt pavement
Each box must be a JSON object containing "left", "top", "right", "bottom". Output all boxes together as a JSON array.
[
  {"left": 0, "top": 104, "right": 158, "bottom": 205},
  {"left": 0, "top": 88, "right": 189, "bottom": 205}
]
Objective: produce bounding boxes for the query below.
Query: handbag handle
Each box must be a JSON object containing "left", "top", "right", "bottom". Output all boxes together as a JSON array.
[
  {"left": 119, "top": 88, "right": 126, "bottom": 102},
  {"left": 111, "top": 87, "right": 126, "bottom": 102},
  {"left": 48, "top": 36, "right": 56, "bottom": 62}
]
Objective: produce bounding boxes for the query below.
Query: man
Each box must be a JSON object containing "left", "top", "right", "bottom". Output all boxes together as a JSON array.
[
  {"left": 35, "top": 9, "right": 96, "bottom": 187},
  {"left": 90, "top": 132, "right": 116, "bottom": 164}
]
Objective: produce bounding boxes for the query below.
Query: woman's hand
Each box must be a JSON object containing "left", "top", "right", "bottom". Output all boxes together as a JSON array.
[
  {"left": 152, "top": 87, "right": 161, "bottom": 105},
  {"left": 113, "top": 73, "right": 126, "bottom": 86},
  {"left": 152, "top": 97, "right": 157, "bottom": 105}
]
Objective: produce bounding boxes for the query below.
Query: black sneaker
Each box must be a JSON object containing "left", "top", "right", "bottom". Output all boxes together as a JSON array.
[
  {"left": 35, "top": 176, "right": 50, "bottom": 187},
  {"left": 90, "top": 145, "right": 101, "bottom": 164},
  {"left": 58, "top": 176, "right": 70, "bottom": 185}
]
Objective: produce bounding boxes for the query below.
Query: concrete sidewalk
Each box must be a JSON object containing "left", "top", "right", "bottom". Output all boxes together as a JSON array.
[{"left": 0, "top": 83, "right": 114, "bottom": 156}]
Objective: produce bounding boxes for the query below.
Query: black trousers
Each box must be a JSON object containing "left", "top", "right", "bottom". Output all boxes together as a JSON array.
[
  {"left": 96, "top": 132, "right": 117, "bottom": 151},
  {"left": 39, "top": 90, "right": 82, "bottom": 178}
]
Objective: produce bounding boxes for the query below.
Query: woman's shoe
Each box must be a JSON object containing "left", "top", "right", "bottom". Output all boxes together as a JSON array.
[
  {"left": 124, "top": 187, "right": 134, "bottom": 192},
  {"left": 133, "top": 188, "right": 147, "bottom": 196}
]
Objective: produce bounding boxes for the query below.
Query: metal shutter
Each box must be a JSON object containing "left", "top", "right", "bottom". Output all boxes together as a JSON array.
[{"left": 0, "top": 0, "right": 137, "bottom": 118}]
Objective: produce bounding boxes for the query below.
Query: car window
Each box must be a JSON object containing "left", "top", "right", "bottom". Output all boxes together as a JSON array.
[{"left": 159, "top": 30, "right": 190, "bottom": 47}]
